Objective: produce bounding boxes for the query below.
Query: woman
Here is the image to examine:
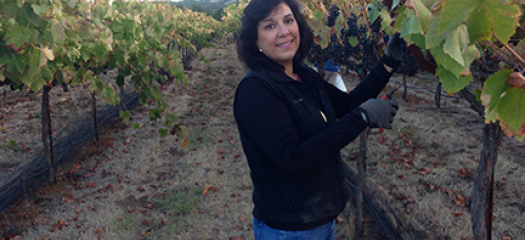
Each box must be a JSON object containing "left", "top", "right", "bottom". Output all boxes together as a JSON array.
[{"left": 233, "top": 0, "right": 403, "bottom": 238}]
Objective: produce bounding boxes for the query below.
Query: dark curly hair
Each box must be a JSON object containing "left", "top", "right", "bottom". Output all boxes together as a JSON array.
[{"left": 236, "top": 0, "right": 314, "bottom": 72}]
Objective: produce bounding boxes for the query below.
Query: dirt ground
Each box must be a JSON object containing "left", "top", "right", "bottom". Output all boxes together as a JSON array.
[{"left": 1, "top": 41, "right": 525, "bottom": 240}]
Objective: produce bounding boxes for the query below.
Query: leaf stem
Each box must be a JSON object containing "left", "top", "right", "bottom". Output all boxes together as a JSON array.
[
  {"left": 493, "top": 34, "right": 525, "bottom": 68},
  {"left": 480, "top": 42, "right": 522, "bottom": 71}
]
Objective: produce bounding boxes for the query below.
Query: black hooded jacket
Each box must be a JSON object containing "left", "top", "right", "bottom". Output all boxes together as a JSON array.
[{"left": 233, "top": 57, "right": 394, "bottom": 231}]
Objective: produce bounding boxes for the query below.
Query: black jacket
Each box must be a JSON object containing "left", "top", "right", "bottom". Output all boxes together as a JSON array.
[{"left": 233, "top": 58, "right": 394, "bottom": 231}]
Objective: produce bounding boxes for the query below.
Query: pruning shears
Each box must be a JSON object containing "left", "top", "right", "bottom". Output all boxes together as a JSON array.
[
  {"left": 380, "top": 84, "right": 401, "bottom": 100},
  {"left": 378, "top": 83, "right": 401, "bottom": 134}
]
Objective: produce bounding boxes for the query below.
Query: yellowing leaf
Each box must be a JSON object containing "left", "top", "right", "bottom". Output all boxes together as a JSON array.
[
  {"left": 466, "top": 0, "right": 520, "bottom": 43},
  {"left": 443, "top": 26, "right": 467, "bottom": 66},
  {"left": 411, "top": 0, "right": 432, "bottom": 31},
  {"left": 40, "top": 47, "right": 55, "bottom": 61},
  {"left": 180, "top": 138, "right": 190, "bottom": 149},
  {"left": 438, "top": 0, "right": 475, "bottom": 34}
]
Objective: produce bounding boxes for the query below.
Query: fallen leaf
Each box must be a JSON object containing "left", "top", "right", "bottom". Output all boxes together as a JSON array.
[
  {"left": 509, "top": 72, "right": 525, "bottom": 89},
  {"left": 458, "top": 169, "right": 470, "bottom": 179},
  {"left": 381, "top": 163, "right": 386, "bottom": 168},
  {"left": 238, "top": 215, "right": 246, "bottom": 221},
  {"left": 85, "top": 173, "right": 93, "bottom": 178},
  {"left": 452, "top": 211, "right": 464, "bottom": 218},
  {"left": 377, "top": 135, "right": 386, "bottom": 144},
  {"left": 75, "top": 162, "right": 82, "bottom": 169},
  {"left": 418, "top": 168, "right": 431, "bottom": 175},
  {"left": 94, "top": 228, "right": 102, "bottom": 234},
  {"left": 203, "top": 184, "right": 212, "bottom": 195}
]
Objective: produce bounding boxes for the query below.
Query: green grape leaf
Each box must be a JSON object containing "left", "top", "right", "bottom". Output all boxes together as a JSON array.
[
  {"left": 491, "top": 2, "right": 520, "bottom": 44},
  {"left": 466, "top": 0, "right": 520, "bottom": 43},
  {"left": 5, "top": 25, "right": 30, "bottom": 50},
  {"left": 494, "top": 87, "right": 525, "bottom": 141},
  {"left": 51, "top": 22, "right": 64, "bottom": 43},
  {"left": 378, "top": 8, "right": 392, "bottom": 30},
  {"left": 119, "top": 110, "right": 131, "bottom": 124},
  {"left": 394, "top": 5, "right": 407, "bottom": 33},
  {"left": 426, "top": 16, "right": 448, "bottom": 50},
  {"left": 41, "top": 65, "right": 53, "bottom": 81},
  {"left": 67, "top": 0, "right": 78, "bottom": 8},
  {"left": 411, "top": 0, "right": 432, "bottom": 31},
  {"left": 480, "top": 70, "right": 512, "bottom": 112},
  {"left": 29, "top": 76, "right": 47, "bottom": 92},
  {"left": 463, "top": 45, "right": 481, "bottom": 69},
  {"left": 400, "top": 14, "right": 421, "bottom": 38},
  {"left": 474, "top": 89, "right": 482, "bottom": 103},
  {"left": 392, "top": 0, "right": 400, "bottom": 10},
  {"left": 435, "top": 66, "right": 473, "bottom": 94},
  {"left": 314, "top": 9, "right": 323, "bottom": 21},
  {"left": 404, "top": 33, "right": 425, "bottom": 49},
  {"left": 438, "top": 0, "right": 474, "bottom": 34},
  {"left": 429, "top": 44, "right": 464, "bottom": 77},
  {"left": 28, "top": 48, "right": 40, "bottom": 78},
  {"left": 31, "top": 4, "right": 48, "bottom": 16},
  {"left": 158, "top": 128, "right": 168, "bottom": 138},
  {"left": 443, "top": 26, "right": 467, "bottom": 65},
  {"left": 368, "top": 3, "right": 379, "bottom": 24},
  {"left": 132, "top": 123, "right": 142, "bottom": 130},
  {"left": 348, "top": 37, "right": 358, "bottom": 47}
]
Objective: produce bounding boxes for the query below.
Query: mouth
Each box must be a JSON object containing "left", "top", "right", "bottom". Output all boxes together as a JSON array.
[{"left": 277, "top": 40, "right": 293, "bottom": 48}]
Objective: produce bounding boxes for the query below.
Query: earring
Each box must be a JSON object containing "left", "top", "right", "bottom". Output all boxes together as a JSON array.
[{"left": 259, "top": 49, "right": 263, "bottom": 52}]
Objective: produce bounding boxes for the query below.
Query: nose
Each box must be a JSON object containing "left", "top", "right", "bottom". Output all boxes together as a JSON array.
[{"left": 277, "top": 24, "right": 290, "bottom": 37}]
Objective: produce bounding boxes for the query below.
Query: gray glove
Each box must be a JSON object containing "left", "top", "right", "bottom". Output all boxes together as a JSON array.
[
  {"left": 358, "top": 99, "right": 399, "bottom": 129},
  {"left": 384, "top": 33, "right": 403, "bottom": 62}
]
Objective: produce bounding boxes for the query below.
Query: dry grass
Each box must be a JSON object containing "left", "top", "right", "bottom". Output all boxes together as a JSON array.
[{"left": 1, "top": 41, "right": 524, "bottom": 240}]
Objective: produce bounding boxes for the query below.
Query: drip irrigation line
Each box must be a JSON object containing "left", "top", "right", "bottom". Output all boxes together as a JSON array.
[
  {"left": 390, "top": 79, "right": 461, "bottom": 100},
  {"left": 345, "top": 179, "right": 392, "bottom": 240},
  {"left": 0, "top": 93, "right": 140, "bottom": 213}
]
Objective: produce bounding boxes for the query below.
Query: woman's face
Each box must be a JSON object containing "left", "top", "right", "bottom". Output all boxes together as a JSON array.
[{"left": 256, "top": 3, "right": 300, "bottom": 68}]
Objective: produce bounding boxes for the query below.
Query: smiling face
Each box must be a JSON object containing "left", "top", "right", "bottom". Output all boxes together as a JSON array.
[{"left": 256, "top": 3, "right": 300, "bottom": 69}]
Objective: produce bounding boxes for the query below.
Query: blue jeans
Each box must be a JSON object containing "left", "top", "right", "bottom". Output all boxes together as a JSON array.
[{"left": 253, "top": 218, "right": 335, "bottom": 240}]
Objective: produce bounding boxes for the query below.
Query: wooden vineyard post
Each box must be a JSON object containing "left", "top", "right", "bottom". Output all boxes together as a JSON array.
[
  {"left": 355, "top": 129, "right": 369, "bottom": 237},
  {"left": 470, "top": 122, "right": 503, "bottom": 240},
  {"left": 41, "top": 84, "right": 55, "bottom": 183},
  {"left": 118, "top": 68, "right": 127, "bottom": 110},
  {"left": 435, "top": 82, "right": 442, "bottom": 109},
  {"left": 402, "top": 74, "right": 407, "bottom": 101},
  {"left": 91, "top": 92, "right": 99, "bottom": 144}
]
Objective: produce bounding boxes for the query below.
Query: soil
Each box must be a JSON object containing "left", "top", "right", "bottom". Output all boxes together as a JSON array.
[{"left": 1, "top": 40, "right": 524, "bottom": 240}]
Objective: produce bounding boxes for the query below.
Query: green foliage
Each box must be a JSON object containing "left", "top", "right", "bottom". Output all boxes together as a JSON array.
[
  {"left": 153, "top": 188, "right": 199, "bottom": 215},
  {"left": 381, "top": 0, "right": 525, "bottom": 141},
  {"left": 7, "top": 140, "right": 17, "bottom": 149},
  {"left": 0, "top": 0, "right": 226, "bottom": 145}
]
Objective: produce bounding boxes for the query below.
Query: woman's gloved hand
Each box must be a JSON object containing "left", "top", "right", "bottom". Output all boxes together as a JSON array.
[
  {"left": 382, "top": 33, "right": 403, "bottom": 68},
  {"left": 358, "top": 99, "right": 399, "bottom": 129}
]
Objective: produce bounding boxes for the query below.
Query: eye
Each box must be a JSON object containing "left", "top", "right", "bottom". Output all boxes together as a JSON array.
[
  {"left": 265, "top": 24, "right": 275, "bottom": 29},
  {"left": 285, "top": 18, "right": 295, "bottom": 23}
]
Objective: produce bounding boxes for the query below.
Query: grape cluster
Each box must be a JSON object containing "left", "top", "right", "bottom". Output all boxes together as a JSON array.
[
  {"left": 307, "top": 11, "right": 382, "bottom": 72},
  {"left": 327, "top": 5, "right": 339, "bottom": 28},
  {"left": 361, "top": 37, "right": 378, "bottom": 70},
  {"left": 399, "top": 38, "right": 419, "bottom": 76},
  {"left": 370, "top": 19, "right": 381, "bottom": 34}
]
